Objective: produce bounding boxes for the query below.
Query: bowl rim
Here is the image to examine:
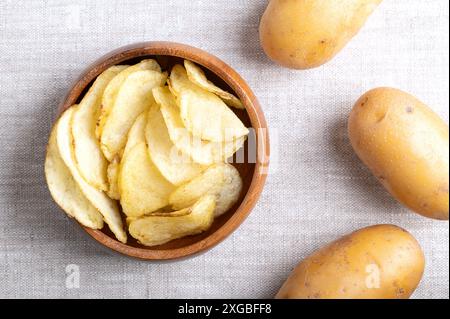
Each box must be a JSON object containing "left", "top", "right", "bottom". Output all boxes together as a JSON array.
[{"left": 57, "top": 41, "right": 270, "bottom": 261}]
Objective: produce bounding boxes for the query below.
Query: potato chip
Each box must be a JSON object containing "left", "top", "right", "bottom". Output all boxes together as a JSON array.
[
  {"left": 106, "top": 156, "right": 120, "bottom": 200},
  {"left": 178, "top": 88, "right": 249, "bottom": 142},
  {"left": 122, "top": 112, "right": 147, "bottom": 159},
  {"left": 71, "top": 66, "right": 126, "bottom": 191},
  {"left": 169, "top": 64, "right": 248, "bottom": 142},
  {"left": 100, "top": 69, "right": 167, "bottom": 161},
  {"left": 153, "top": 86, "right": 246, "bottom": 165},
  {"left": 96, "top": 59, "right": 161, "bottom": 139},
  {"left": 169, "top": 163, "right": 242, "bottom": 217},
  {"left": 212, "top": 164, "right": 243, "bottom": 216},
  {"left": 146, "top": 104, "right": 207, "bottom": 186},
  {"left": 128, "top": 195, "right": 216, "bottom": 247},
  {"left": 184, "top": 60, "right": 244, "bottom": 109},
  {"left": 167, "top": 64, "right": 193, "bottom": 96},
  {"left": 57, "top": 107, "right": 127, "bottom": 243},
  {"left": 119, "top": 143, "right": 174, "bottom": 218},
  {"left": 45, "top": 116, "right": 104, "bottom": 229}
]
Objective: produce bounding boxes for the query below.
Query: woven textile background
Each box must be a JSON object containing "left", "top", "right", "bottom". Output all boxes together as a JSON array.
[{"left": 0, "top": 0, "right": 448, "bottom": 299}]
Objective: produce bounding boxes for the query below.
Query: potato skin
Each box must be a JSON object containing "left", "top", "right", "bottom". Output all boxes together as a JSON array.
[
  {"left": 259, "top": 0, "right": 383, "bottom": 69},
  {"left": 349, "top": 88, "right": 449, "bottom": 220},
  {"left": 276, "top": 225, "right": 425, "bottom": 299}
]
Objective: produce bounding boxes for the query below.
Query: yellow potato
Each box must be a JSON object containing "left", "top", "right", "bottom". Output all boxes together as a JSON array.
[
  {"left": 154, "top": 86, "right": 246, "bottom": 165},
  {"left": 169, "top": 64, "right": 248, "bottom": 142},
  {"left": 146, "top": 103, "right": 206, "bottom": 186},
  {"left": 276, "top": 225, "right": 425, "bottom": 299},
  {"left": 184, "top": 60, "right": 244, "bottom": 109},
  {"left": 100, "top": 70, "right": 167, "bottom": 161},
  {"left": 96, "top": 59, "right": 161, "bottom": 139},
  {"left": 56, "top": 107, "right": 127, "bottom": 243},
  {"left": 71, "top": 66, "right": 126, "bottom": 190},
  {"left": 106, "top": 157, "right": 120, "bottom": 200},
  {"left": 349, "top": 88, "right": 449, "bottom": 220},
  {"left": 259, "top": 0, "right": 383, "bottom": 69},
  {"left": 45, "top": 115, "right": 104, "bottom": 229},
  {"left": 128, "top": 195, "right": 216, "bottom": 247},
  {"left": 169, "top": 163, "right": 242, "bottom": 217},
  {"left": 119, "top": 143, "right": 174, "bottom": 218}
]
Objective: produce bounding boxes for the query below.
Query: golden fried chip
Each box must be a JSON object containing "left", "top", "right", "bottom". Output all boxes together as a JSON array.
[
  {"left": 122, "top": 112, "right": 147, "bottom": 159},
  {"left": 71, "top": 66, "right": 126, "bottom": 190},
  {"left": 184, "top": 60, "right": 244, "bottom": 109},
  {"left": 128, "top": 195, "right": 216, "bottom": 247},
  {"left": 154, "top": 86, "right": 246, "bottom": 165},
  {"left": 45, "top": 115, "right": 104, "bottom": 229},
  {"left": 119, "top": 143, "right": 174, "bottom": 217},
  {"left": 96, "top": 59, "right": 161, "bottom": 139},
  {"left": 169, "top": 163, "right": 242, "bottom": 217},
  {"left": 106, "top": 156, "right": 120, "bottom": 200},
  {"left": 169, "top": 64, "right": 248, "bottom": 142},
  {"left": 146, "top": 104, "right": 206, "bottom": 186},
  {"left": 100, "top": 70, "right": 167, "bottom": 161},
  {"left": 57, "top": 107, "right": 127, "bottom": 243}
]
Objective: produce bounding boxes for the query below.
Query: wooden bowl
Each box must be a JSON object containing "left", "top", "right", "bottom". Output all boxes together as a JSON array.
[{"left": 57, "top": 42, "right": 269, "bottom": 261}]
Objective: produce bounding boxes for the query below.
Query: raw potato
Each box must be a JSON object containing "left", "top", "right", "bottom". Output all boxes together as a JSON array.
[
  {"left": 146, "top": 104, "right": 206, "bottom": 186},
  {"left": 349, "top": 88, "right": 449, "bottom": 220},
  {"left": 154, "top": 86, "right": 246, "bottom": 165},
  {"left": 106, "top": 157, "right": 120, "bottom": 200},
  {"left": 184, "top": 60, "right": 244, "bottom": 109},
  {"left": 100, "top": 69, "right": 167, "bottom": 161},
  {"left": 259, "top": 0, "right": 383, "bottom": 69},
  {"left": 276, "top": 225, "right": 425, "bottom": 299},
  {"left": 119, "top": 143, "right": 174, "bottom": 217},
  {"left": 169, "top": 163, "right": 243, "bottom": 217},
  {"left": 56, "top": 107, "right": 127, "bottom": 243},
  {"left": 45, "top": 117, "right": 104, "bottom": 229},
  {"left": 128, "top": 195, "right": 216, "bottom": 247},
  {"left": 96, "top": 59, "right": 161, "bottom": 139},
  {"left": 71, "top": 66, "right": 126, "bottom": 190},
  {"left": 170, "top": 64, "right": 248, "bottom": 142}
]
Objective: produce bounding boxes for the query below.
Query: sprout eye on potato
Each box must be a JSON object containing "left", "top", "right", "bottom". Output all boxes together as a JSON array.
[
  {"left": 45, "top": 59, "right": 248, "bottom": 246},
  {"left": 349, "top": 87, "right": 449, "bottom": 220},
  {"left": 276, "top": 225, "right": 425, "bottom": 299}
]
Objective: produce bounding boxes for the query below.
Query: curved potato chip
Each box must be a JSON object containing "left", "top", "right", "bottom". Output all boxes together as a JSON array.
[
  {"left": 212, "top": 164, "right": 243, "bottom": 216},
  {"left": 45, "top": 117, "right": 104, "bottom": 229},
  {"left": 106, "top": 157, "right": 120, "bottom": 200},
  {"left": 184, "top": 60, "right": 244, "bottom": 109},
  {"left": 154, "top": 87, "right": 246, "bottom": 165},
  {"left": 96, "top": 60, "right": 161, "bottom": 139},
  {"left": 119, "top": 143, "right": 174, "bottom": 218},
  {"left": 57, "top": 108, "right": 127, "bottom": 243},
  {"left": 178, "top": 88, "right": 249, "bottom": 142},
  {"left": 100, "top": 69, "right": 167, "bottom": 161},
  {"left": 146, "top": 104, "right": 207, "bottom": 186},
  {"left": 71, "top": 66, "right": 126, "bottom": 191},
  {"left": 169, "top": 64, "right": 248, "bottom": 142},
  {"left": 128, "top": 195, "right": 216, "bottom": 247},
  {"left": 169, "top": 163, "right": 242, "bottom": 217},
  {"left": 167, "top": 64, "right": 193, "bottom": 96},
  {"left": 123, "top": 112, "right": 147, "bottom": 159}
]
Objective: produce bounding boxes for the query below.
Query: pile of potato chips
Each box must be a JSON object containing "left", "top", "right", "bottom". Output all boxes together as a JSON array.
[{"left": 45, "top": 59, "right": 249, "bottom": 246}]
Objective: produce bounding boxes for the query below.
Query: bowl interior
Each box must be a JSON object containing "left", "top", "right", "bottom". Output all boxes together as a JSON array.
[{"left": 68, "top": 51, "right": 262, "bottom": 256}]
